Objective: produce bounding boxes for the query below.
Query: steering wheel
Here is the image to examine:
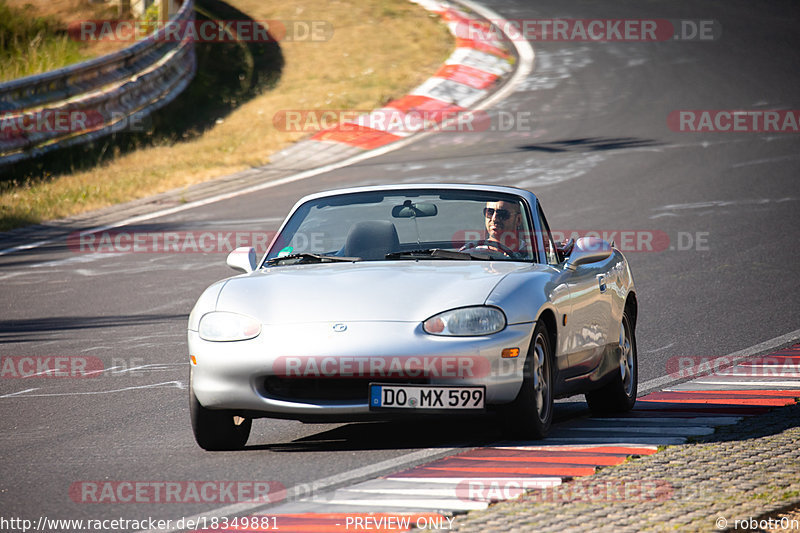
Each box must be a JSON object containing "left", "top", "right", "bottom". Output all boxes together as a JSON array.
[{"left": 461, "top": 240, "right": 517, "bottom": 258}]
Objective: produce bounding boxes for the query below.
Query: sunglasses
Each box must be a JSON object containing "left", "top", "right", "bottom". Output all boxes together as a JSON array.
[{"left": 483, "top": 207, "right": 513, "bottom": 221}]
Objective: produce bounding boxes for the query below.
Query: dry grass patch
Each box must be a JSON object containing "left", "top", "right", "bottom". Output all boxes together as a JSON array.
[
  {"left": 2, "top": 0, "right": 136, "bottom": 82},
  {"left": 1, "top": 0, "right": 453, "bottom": 230}
]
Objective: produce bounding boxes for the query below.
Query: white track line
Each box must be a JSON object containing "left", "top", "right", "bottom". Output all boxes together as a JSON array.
[
  {"left": 300, "top": 496, "right": 487, "bottom": 511},
  {"left": 541, "top": 437, "right": 688, "bottom": 445},
  {"left": 495, "top": 444, "right": 659, "bottom": 451},
  {"left": 560, "top": 426, "right": 714, "bottom": 436},
  {"left": 139, "top": 447, "right": 459, "bottom": 532},
  {"left": 638, "top": 328, "right": 800, "bottom": 395},
  {"left": 679, "top": 381, "right": 800, "bottom": 388},
  {"left": 384, "top": 476, "right": 561, "bottom": 487},
  {"left": 588, "top": 417, "right": 741, "bottom": 425},
  {"left": 0, "top": 381, "right": 184, "bottom": 398}
]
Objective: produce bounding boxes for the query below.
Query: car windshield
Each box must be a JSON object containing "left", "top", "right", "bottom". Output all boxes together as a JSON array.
[{"left": 264, "top": 189, "right": 538, "bottom": 264}]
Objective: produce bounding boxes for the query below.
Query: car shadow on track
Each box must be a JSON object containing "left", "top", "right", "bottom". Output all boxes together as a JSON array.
[
  {"left": 248, "top": 418, "right": 503, "bottom": 452},
  {"left": 246, "top": 401, "right": 591, "bottom": 452}
]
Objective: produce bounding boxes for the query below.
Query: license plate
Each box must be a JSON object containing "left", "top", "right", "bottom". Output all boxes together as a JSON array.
[{"left": 369, "top": 384, "right": 485, "bottom": 410}]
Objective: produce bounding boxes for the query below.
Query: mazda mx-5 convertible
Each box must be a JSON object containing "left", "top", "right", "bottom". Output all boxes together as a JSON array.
[{"left": 188, "top": 184, "right": 638, "bottom": 450}]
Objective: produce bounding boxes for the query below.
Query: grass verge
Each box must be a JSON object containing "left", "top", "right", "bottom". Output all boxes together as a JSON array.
[
  {"left": 0, "top": 0, "right": 136, "bottom": 81},
  {"left": 0, "top": 1, "right": 89, "bottom": 82},
  {"left": 0, "top": 0, "right": 453, "bottom": 231}
]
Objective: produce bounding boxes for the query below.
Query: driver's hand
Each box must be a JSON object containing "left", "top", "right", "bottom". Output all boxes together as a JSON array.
[
  {"left": 556, "top": 238, "right": 575, "bottom": 262},
  {"left": 485, "top": 240, "right": 514, "bottom": 257},
  {"left": 460, "top": 241, "right": 514, "bottom": 257}
]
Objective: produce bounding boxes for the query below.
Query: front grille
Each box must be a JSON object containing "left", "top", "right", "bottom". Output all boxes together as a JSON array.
[{"left": 262, "top": 377, "right": 429, "bottom": 402}]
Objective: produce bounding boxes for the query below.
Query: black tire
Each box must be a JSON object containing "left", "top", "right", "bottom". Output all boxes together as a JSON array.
[
  {"left": 190, "top": 377, "right": 251, "bottom": 451},
  {"left": 500, "top": 321, "right": 554, "bottom": 439},
  {"left": 585, "top": 308, "right": 638, "bottom": 415}
]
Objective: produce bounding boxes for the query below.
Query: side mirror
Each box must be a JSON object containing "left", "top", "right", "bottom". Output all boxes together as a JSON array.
[
  {"left": 226, "top": 247, "right": 257, "bottom": 273},
  {"left": 565, "top": 237, "right": 613, "bottom": 270}
]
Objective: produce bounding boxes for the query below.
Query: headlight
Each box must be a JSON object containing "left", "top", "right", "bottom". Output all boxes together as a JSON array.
[
  {"left": 423, "top": 306, "right": 506, "bottom": 336},
  {"left": 198, "top": 312, "right": 261, "bottom": 342}
]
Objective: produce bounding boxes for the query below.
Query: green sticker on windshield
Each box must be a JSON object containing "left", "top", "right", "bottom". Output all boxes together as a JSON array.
[{"left": 277, "top": 246, "right": 294, "bottom": 257}]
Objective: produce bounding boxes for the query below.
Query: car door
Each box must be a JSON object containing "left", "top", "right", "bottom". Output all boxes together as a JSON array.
[
  {"left": 535, "top": 205, "right": 613, "bottom": 378},
  {"left": 562, "top": 256, "right": 614, "bottom": 376}
]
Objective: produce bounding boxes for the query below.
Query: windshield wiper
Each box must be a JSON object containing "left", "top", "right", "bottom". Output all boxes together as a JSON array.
[
  {"left": 266, "top": 253, "right": 360, "bottom": 266},
  {"left": 385, "top": 248, "right": 492, "bottom": 261}
]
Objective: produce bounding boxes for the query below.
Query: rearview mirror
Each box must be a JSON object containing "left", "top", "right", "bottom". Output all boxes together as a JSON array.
[
  {"left": 391, "top": 200, "right": 438, "bottom": 218},
  {"left": 227, "top": 247, "right": 257, "bottom": 273},
  {"left": 565, "top": 237, "right": 613, "bottom": 270}
]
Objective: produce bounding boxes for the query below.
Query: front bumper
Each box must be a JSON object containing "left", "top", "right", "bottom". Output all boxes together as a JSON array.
[{"left": 189, "top": 321, "right": 533, "bottom": 419}]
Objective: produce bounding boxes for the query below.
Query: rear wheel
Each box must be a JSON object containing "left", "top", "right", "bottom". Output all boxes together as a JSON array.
[
  {"left": 501, "top": 321, "right": 554, "bottom": 439},
  {"left": 190, "top": 375, "right": 251, "bottom": 451},
  {"left": 585, "top": 309, "right": 638, "bottom": 414}
]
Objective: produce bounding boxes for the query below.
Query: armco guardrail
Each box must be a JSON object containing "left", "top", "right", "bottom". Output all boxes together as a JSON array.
[{"left": 0, "top": 0, "right": 196, "bottom": 168}]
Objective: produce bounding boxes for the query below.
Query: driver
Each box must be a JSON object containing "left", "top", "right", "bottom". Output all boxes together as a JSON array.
[{"left": 462, "top": 200, "right": 526, "bottom": 257}]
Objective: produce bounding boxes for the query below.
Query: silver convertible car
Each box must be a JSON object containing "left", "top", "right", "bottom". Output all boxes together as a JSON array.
[{"left": 188, "top": 184, "right": 638, "bottom": 450}]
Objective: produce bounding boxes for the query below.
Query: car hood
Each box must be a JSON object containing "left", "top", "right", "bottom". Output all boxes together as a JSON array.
[{"left": 214, "top": 260, "right": 528, "bottom": 324}]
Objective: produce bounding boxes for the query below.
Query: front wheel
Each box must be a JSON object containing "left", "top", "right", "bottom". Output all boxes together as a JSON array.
[
  {"left": 585, "top": 309, "right": 638, "bottom": 414},
  {"left": 500, "top": 321, "right": 554, "bottom": 439},
  {"left": 190, "top": 376, "right": 251, "bottom": 451}
]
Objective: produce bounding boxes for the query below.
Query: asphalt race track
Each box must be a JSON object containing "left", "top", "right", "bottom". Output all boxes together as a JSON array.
[{"left": 1, "top": 0, "right": 799, "bottom": 529}]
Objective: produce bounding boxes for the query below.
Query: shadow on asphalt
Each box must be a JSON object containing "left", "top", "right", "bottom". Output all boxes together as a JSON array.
[
  {"left": 247, "top": 401, "right": 592, "bottom": 452},
  {"left": 249, "top": 398, "right": 800, "bottom": 452},
  {"left": 343, "top": 135, "right": 665, "bottom": 170},
  {"left": 0, "top": 218, "right": 279, "bottom": 269},
  {"left": 517, "top": 136, "right": 663, "bottom": 152},
  {"left": 0, "top": 314, "right": 186, "bottom": 343},
  {"left": 248, "top": 418, "right": 505, "bottom": 452}
]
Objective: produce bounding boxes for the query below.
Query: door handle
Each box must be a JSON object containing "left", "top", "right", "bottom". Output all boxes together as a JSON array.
[{"left": 597, "top": 274, "right": 607, "bottom": 293}]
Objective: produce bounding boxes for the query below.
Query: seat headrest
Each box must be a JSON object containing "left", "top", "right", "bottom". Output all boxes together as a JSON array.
[{"left": 344, "top": 220, "right": 400, "bottom": 260}]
